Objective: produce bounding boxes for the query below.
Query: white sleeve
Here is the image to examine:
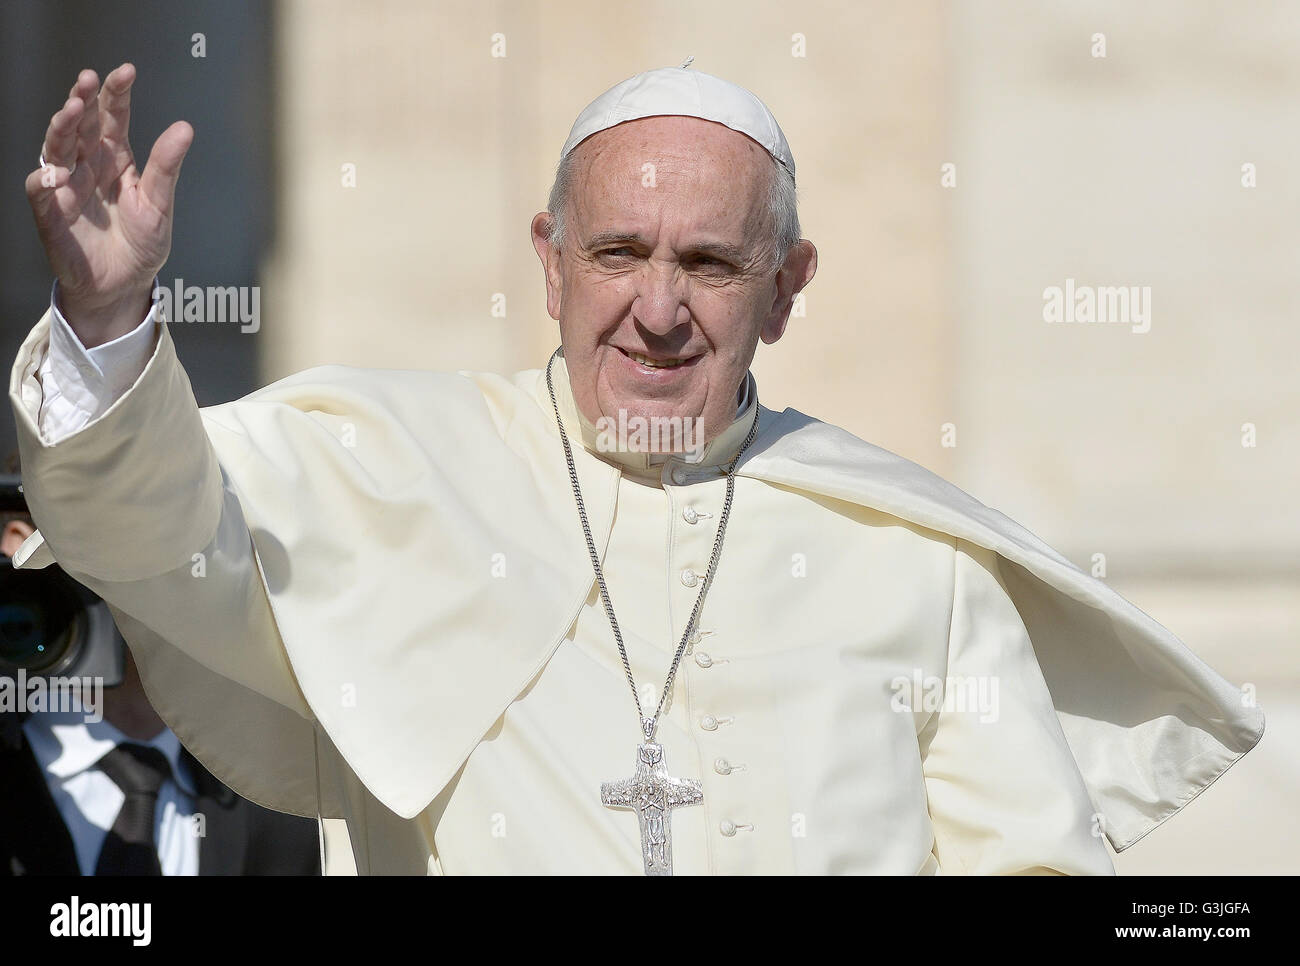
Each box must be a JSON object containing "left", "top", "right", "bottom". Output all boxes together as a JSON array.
[
  {"left": 37, "top": 278, "right": 161, "bottom": 444},
  {"left": 10, "top": 300, "right": 329, "bottom": 818}
]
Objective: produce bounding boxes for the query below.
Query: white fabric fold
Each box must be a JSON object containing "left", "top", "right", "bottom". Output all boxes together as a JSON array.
[{"left": 9, "top": 309, "right": 1263, "bottom": 862}]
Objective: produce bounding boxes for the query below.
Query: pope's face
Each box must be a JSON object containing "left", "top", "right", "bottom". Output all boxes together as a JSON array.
[{"left": 532, "top": 115, "right": 815, "bottom": 450}]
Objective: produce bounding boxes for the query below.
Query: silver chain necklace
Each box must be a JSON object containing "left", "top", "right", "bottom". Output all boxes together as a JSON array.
[{"left": 545, "top": 348, "right": 759, "bottom": 875}]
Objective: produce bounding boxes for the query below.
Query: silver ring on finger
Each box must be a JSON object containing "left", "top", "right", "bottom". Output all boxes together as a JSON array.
[{"left": 39, "top": 151, "right": 75, "bottom": 176}]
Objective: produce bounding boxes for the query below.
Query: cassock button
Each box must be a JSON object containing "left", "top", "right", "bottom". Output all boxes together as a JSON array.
[
  {"left": 714, "top": 758, "right": 733, "bottom": 775},
  {"left": 682, "top": 506, "right": 699, "bottom": 524},
  {"left": 699, "top": 714, "right": 719, "bottom": 731},
  {"left": 671, "top": 466, "right": 689, "bottom": 485},
  {"left": 680, "top": 569, "right": 699, "bottom": 588},
  {"left": 719, "top": 820, "right": 737, "bottom": 837},
  {"left": 694, "top": 652, "right": 713, "bottom": 668}
]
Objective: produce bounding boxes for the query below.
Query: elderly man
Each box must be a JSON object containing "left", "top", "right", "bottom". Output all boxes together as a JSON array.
[{"left": 11, "top": 61, "right": 1262, "bottom": 875}]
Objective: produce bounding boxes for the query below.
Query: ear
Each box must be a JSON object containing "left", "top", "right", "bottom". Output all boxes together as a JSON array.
[
  {"left": 760, "top": 239, "right": 818, "bottom": 345},
  {"left": 1, "top": 518, "right": 35, "bottom": 558},
  {"left": 531, "top": 212, "right": 564, "bottom": 321}
]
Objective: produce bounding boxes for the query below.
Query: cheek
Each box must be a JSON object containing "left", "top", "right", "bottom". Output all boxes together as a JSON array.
[
  {"left": 564, "top": 275, "right": 631, "bottom": 340},
  {"left": 698, "top": 294, "right": 765, "bottom": 356}
]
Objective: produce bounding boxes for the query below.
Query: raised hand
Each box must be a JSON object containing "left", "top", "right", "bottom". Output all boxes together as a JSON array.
[{"left": 25, "top": 63, "right": 193, "bottom": 347}]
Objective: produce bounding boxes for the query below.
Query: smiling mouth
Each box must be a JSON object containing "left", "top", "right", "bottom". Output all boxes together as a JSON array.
[{"left": 618, "top": 347, "right": 693, "bottom": 369}]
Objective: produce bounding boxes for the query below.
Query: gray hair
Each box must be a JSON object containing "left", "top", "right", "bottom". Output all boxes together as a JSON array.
[{"left": 546, "top": 149, "right": 799, "bottom": 274}]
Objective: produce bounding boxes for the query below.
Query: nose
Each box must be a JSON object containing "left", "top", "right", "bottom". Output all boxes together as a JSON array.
[{"left": 631, "top": 261, "right": 691, "bottom": 336}]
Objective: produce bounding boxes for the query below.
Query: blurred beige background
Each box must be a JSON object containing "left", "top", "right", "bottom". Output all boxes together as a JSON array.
[{"left": 258, "top": 0, "right": 1297, "bottom": 875}]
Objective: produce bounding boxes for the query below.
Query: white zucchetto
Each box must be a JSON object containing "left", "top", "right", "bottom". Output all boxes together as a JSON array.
[{"left": 559, "top": 58, "right": 796, "bottom": 182}]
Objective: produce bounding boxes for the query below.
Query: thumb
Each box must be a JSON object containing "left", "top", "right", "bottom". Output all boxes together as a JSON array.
[{"left": 139, "top": 120, "right": 194, "bottom": 215}]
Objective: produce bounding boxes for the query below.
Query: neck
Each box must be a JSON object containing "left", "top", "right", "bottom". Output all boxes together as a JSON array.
[
  {"left": 103, "top": 655, "right": 166, "bottom": 741},
  {"left": 546, "top": 351, "right": 757, "bottom": 481}
]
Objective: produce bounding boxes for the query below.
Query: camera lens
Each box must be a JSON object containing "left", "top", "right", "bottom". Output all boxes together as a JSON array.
[{"left": 0, "top": 564, "right": 85, "bottom": 675}]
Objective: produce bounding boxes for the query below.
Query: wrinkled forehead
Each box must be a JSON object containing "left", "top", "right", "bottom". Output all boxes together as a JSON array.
[{"left": 568, "top": 116, "right": 774, "bottom": 243}]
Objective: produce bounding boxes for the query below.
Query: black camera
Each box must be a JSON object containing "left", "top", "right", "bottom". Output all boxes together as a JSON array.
[{"left": 0, "top": 474, "right": 126, "bottom": 686}]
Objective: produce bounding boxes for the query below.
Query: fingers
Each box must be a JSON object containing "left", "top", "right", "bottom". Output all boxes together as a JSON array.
[
  {"left": 39, "top": 68, "right": 102, "bottom": 182},
  {"left": 98, "top": 63, "right": 136, "bottom": 173},
  {"left": 32, "top": 65, "right": 189, "bottom": 222},
  {"left": 68, "top": 67, "right": 98, "bottom": 102},
  {"left": 33, "top": 65, "right": 136, "bottom": 201},
  {"left": 74, "top": 72, "right": 105, "bottom": 171},
  {"left": 139, "top": 120, "right": 194, "bottom": 215},
  {"left": 40, "top": 95, "right": 84, "bottom": 172}
]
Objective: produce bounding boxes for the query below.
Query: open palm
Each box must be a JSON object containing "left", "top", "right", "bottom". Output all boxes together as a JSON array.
[{"left": 25, "top": 63, "right": 193, "bottom": 344}]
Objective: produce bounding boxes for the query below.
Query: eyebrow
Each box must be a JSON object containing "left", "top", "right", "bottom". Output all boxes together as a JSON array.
[{"left": 582, "top": 230, "right": 748, "bottom": 264}]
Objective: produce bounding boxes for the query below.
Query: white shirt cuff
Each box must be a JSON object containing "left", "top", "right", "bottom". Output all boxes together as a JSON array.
[{"left": 37, "top": 279, "right": 161, "bottom": 443}]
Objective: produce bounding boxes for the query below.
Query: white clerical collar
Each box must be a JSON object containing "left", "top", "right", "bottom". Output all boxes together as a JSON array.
[{"left": 545, "top": 351, "right": 758, "bottom": 480}]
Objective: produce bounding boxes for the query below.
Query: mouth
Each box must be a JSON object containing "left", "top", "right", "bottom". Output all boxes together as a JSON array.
[{"left": 615, "top": 347, "right": 699, "bottom": 371}]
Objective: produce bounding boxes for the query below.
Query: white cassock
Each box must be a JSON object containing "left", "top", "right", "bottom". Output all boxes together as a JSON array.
[{"left": 8, "top": 302, "right": 1264, "bottom": 875}]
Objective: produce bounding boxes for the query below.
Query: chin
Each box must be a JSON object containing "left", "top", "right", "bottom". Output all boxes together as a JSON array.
[{"left": 601, "top": 392, "right": 702, "bottom": 422}]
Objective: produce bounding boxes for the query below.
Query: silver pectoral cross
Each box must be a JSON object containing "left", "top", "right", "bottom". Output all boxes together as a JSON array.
[{"left": 601, "top": 742, "right": 703, "bottom": 876}]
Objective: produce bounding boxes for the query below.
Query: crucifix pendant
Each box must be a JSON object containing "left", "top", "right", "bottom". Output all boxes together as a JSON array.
[{"left": 601, "top": 741, "right": 703, "bottom": 876}]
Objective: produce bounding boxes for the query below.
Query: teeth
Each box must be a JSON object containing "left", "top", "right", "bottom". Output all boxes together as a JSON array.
[{"left": 627, "top": 351, "right": 685, "bottom": 368}]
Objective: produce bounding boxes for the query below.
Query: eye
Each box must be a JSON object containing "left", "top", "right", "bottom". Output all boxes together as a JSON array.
[
  {"left": 686, "top": 254, "right": 730, "bottom": 271},
  {"left": 599, "top": 247, "right": 637, "bottom": 258}
]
